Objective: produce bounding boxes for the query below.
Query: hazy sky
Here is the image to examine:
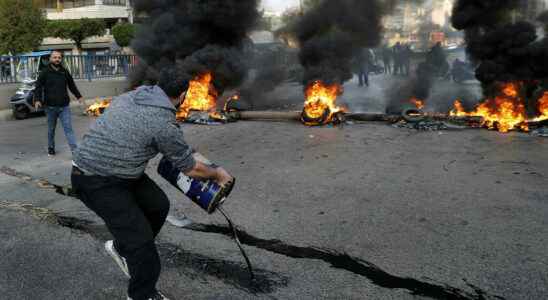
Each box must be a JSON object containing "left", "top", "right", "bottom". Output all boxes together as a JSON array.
[{"left": 261, "top": 0, "right": 299, "bottom": 13}]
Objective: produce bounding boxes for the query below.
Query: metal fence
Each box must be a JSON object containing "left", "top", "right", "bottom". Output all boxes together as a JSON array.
[{"left": 0, "top": 54, "right": 137, "bottom": 84}]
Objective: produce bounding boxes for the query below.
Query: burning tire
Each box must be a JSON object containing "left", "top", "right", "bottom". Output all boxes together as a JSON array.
[
  {"left": 301, "top": 81, "right": 345, "bottom": 126},
  {"left": 301, "top": 107, "right": 331, "bottom": 126},
  {"left": 401, "top": 105, "right": 425, "bottom": 123}
]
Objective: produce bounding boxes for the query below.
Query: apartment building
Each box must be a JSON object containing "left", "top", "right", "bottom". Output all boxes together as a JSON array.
[{"left": 34, "top": 0, "right": 133, "bottom": 54}]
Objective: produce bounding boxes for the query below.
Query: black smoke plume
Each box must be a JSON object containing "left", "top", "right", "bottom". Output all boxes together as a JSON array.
[
  {"left": 452, "top": 1, "right": 548, "bottom": 87},
  {"left": 129, "top": 0, "right": 260, "bottom": 94},
  {"left": 293, "top": 0, "right": 399, "bottom": 86},
  {"left": 451, "top": 0, "right": 548, "bottom": 116},
  {"left": 237, "top": 45, "right": 292, "bottom": 109}
]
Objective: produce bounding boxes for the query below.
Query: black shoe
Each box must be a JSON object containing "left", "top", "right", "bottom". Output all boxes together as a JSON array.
[{"left": 48, "top": 148, "right": 55, "bottom": 156}]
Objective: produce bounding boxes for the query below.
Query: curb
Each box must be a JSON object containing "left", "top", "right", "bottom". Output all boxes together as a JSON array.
[{"left": 0, "top": 109, "right": 12, "bottom": 122}]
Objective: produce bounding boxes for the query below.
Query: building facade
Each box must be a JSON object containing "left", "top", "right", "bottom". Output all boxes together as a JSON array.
[
  {"left": 34, "top": 0, "right": 133, "bottom": 54},
  {"left": 383, "top": 0, "right": 463, "bottom": 49}
]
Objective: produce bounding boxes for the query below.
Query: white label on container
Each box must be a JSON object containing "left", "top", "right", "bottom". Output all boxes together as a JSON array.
[{"left": 176, "top": 173, "right": 193, "bottom": 193}]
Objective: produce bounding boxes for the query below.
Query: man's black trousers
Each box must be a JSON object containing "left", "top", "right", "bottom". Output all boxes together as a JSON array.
[{"left": 71, "top": 167, "right": 170, "bottom": 300}]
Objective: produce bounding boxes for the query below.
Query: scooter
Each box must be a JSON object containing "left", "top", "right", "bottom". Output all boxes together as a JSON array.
[
  {"left": 9, "top": 79, "right": 43, "bottom": 120},
  {"left": 8, "top": 51, "right": 51, "bottom": 120}
]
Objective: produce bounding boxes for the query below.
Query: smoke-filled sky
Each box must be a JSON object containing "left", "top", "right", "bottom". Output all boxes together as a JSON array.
[{"left": 261, "top": 0, "right": 299, "bottom": 13}]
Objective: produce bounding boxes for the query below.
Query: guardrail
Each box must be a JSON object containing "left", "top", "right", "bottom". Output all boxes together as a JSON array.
[{"left": 0, "top": 54, "right": 137, "bottom": 84}]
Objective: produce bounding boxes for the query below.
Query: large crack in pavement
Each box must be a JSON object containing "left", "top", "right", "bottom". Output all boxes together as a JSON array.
[
  {"left": 185, "top": 223, "right": 504, "bottom": 300},
  {"left": 1, "top": 166, "right": 505, "bottom": 299}
]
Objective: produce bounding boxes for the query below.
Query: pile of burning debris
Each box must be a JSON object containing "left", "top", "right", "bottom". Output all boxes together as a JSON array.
[
  {"left": 393, "top": 81, "right": 548, "bottom": 134},
  {"left": 449, "top": 82, "right": 548, "bottom": 133},
  {"left": 85, "top": 74, "right": 548, "bottom": 136},
  {"left": 85, "top": 97, "right": 112, "bottom": 117}
]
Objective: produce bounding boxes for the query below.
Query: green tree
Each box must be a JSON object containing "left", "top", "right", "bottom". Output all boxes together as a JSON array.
[
  {"left": 47, "top": 18, "right": 106, "bottom": 54},
  {"left": 0, "top": 0, "right": 46, "bottom": 55},
  {"left": 112, "top": 22, "right": 135, "bottom": 48}
]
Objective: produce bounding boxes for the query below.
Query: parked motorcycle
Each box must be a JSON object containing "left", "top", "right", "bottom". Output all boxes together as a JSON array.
[
  {"left": 9, "top": 79, "right": 43, "bottom": 120},
  {"left": 8, "top": 51, "right": 50, "bottom": 120}
]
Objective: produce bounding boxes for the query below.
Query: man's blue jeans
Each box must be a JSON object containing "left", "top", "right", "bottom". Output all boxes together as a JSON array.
[{"left": 45, "top": 106, "right": 78, "bottom": 151}]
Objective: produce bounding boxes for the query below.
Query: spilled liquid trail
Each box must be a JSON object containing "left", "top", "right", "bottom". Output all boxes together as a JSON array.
[{"left": 186, "top": 223, "right": 504, "bottom": 300}]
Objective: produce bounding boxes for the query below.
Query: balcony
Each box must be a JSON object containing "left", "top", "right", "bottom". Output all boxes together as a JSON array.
[
  {"left": 43, "top": 0, "right": 130, "bottom": 20},
  {"left": 40, "top": 35, "right": 116, "bottom": 52}
]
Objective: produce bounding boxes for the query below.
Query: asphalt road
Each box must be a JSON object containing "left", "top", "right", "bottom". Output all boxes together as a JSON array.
[{"left": 0, "top": 76, "right": 547, "bottom": 300}]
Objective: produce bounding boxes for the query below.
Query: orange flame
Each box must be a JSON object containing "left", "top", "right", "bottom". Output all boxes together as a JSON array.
[
  {"left": 86, "top": 98, "right": 112, "bottom": 117},
  {"left": 410, "top": 97, "right": 425, "bottom": 110},
  {"left": 532, "top": 92, "right": 548, "bottom": 122},
  {"left": 449, "top": 83, "right": 528, "bottom": 133},
  {"left": 502, "top": 83, "right": 518, "bottom": 98},
  {"left": 176, "top": 72, "right": 219, "bottom": 121},
  {"left": 223, "top": 93, "right": 240, "bottom": 112},
  {"left": 302, "top": 80, "right": 344, "bottom": 125},
  {"left": 450, "top": 99, "right": 467, "bottom": 117}
]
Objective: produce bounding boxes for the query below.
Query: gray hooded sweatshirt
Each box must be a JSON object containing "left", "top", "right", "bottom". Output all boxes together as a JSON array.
[{"left": 73, "top": 85, "right": 196, "bottom": 179}]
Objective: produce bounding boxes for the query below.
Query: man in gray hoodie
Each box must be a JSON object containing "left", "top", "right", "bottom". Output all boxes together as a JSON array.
[{"left": 72, "top": 68, "right": 233, "bottom": 300}]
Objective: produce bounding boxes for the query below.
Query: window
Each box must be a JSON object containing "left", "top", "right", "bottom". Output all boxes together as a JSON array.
[
  {"left": 40, "top": 0, "right": 96, "bottom": 9},
  {"left": 62, "top": 0, "right": 95, "bottom": 8},
  {"left": 75, "top": 0, "right": 95, "bottom": 7},
  {"left": 103, "top": 0, "right": 126, "bottom": 6},
  {"left": 44, "top": 0, "right": 57, "bottom": 8}
]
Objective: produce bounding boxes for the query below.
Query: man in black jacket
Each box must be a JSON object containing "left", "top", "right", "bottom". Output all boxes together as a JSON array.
[{"left": 35, "top": 50, "right": 84, "bottom": 156}]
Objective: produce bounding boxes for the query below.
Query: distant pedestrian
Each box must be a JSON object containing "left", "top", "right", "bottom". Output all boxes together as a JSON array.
[
  {"left": 34, "top": 50, "right": 84, "bottom": 156},
  {"left": 401, "top": 44, "right": 413, "bottom": 76},
  {"left": 1, "top": 58, "right": 9, "bottom": 80},
  {"left": 382, "top": 45, "right": 392, "bottom": 75},
  {"left": 356, "top": 48, "right": 373, "bottom": 87},
  {"left": 392, "top": 42, "right": 403, "bottom": 75},
  {"left": 427, "top": 42, "right": 449, "bottom": 78}
]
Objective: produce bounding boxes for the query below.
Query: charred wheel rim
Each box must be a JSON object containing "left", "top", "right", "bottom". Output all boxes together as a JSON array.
[{"left": 301, "top": 107, "right": 331, "bottom": 126}]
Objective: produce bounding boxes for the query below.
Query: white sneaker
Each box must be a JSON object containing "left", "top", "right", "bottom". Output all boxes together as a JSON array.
[
  {"left": 166, "top": 214, "right": 193, "bottom": 228},
  {"left": 127, "top": 291, "right": 170, "bottom": 300},
  {"left": 105, "top": 240, "right": 130, "bottom": 278}
]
